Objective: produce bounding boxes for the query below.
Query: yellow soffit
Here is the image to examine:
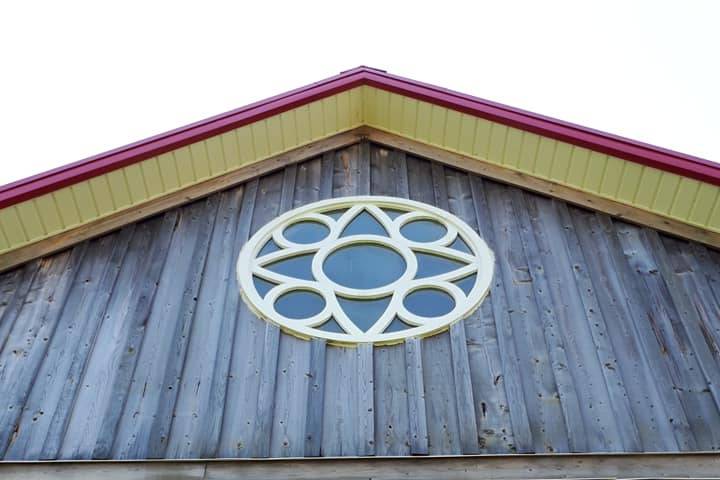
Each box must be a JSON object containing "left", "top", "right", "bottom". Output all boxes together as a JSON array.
[{"left": 0, "top": 78, "right": 718, "bottom": 271}]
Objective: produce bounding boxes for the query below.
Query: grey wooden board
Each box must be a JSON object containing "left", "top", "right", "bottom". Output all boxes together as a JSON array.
[
  {"left": 2, "top": 142, "right": 720, "bottom": 461},
  {"left": 370, "top": 147, "right": 412, "bottom": 456}
]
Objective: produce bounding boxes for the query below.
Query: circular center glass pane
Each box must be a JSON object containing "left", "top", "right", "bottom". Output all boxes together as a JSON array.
[{"left": 323, "top": 244, "right": 405, "bottom": 289}]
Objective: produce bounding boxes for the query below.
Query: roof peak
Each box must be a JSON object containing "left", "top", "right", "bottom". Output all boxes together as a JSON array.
[{"left": 1, "top": 67, "right": 718, "bottom": 207}]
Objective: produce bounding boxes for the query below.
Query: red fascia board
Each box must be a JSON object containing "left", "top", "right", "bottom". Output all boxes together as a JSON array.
[{"left": 1, "top": 66, "right": 718, "bottom": 210}]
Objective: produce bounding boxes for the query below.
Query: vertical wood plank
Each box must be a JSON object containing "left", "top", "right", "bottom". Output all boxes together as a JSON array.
[
  {"left": 617, "top": 224, "right": 720, "bottom": 449},
  {"left": 322, "top": 143, "right": 364, "bottom": 456},
  {"left": 357, "top": 343, "right": 375, "bottom": 456},
  {"left": 165, "top": 187, "right": 245, "bottom": 459},
  {"left": 486, "top": 181, "right": 569, "bottom": 453},
  {"left": 57, "top": 213, "right": 176, "bottom": 459},
  {"left": 469, "top": 175, "right": 533, "bottom": 453},
  {"left": 270, "top": 162, "right": 312, "bottom": 458},
  {"left": 569, "top": 207, "right": 682, "bottom": 451},
  {"left": 304, "top": 338, "right": 327, "bottom": 456},
  {"left": 0, "top": 261, "right": 41, "bottom": 357},
  {"left": 595, "top": 214, "right": 696, "bottom": 451},
  {"left": 321, "top": 346, "right": 358, "bottom": 456},
  {"left": 404, "top": 337, "right": 428, "bottom": 455},
  {"left": 370, "top": 144, "right": 411, "bottom": 456},
  {"left": 216, "top": 180, "right": 264, "bottom": 459},
  {"left": 553, "top": 201, "right": 641, "bottom": 451},
  {"left": 446, "top": 170, "right": 515, "bottom": 453},
  {"left": 5, "top": 229, "right": 132, "bottom": 460},
  {"left": 511, "top": 190, "right": 588, "bottom": 452},
  {"left": 245, "top": 172, "right": 285, "bottom": 458},
  {"left": 0, "top": 245, "right": 86, "bottom": 458},
  {"left": 109, "top": 197, "right": 218, "bottom": 460}
]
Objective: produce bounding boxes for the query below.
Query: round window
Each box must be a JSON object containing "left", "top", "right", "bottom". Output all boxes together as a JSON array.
[{"left": 237, "top": 196, "right": 494, "bottom": 345}]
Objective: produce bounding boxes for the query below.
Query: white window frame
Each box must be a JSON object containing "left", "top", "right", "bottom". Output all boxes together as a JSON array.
[{"left": 236, "top": 196, "right": 494, "bottom": 345}]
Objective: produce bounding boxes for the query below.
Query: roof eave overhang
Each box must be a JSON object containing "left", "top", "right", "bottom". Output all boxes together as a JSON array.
[{"left": 2, "top": 66, "right": 718, "bottom": 209}]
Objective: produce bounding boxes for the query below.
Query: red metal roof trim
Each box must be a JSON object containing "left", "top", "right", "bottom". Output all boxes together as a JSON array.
[{"left": 1, "top": 66, "right": 718, "bottom": 209}]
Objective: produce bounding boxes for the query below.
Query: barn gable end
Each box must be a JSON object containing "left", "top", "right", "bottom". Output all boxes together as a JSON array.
[{"left": 1, "top": 69, "right": 719, "bottom": 479}]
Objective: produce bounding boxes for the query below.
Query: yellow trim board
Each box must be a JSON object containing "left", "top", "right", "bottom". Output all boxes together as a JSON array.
[{"left": 1, "top": 127, "right": 718, "bottom": 273}]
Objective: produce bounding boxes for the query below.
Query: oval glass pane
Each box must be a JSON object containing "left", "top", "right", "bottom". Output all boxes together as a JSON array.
[
  {"left": 275, "top": 290, "right": 325, "bottom": 319},
  {"left": 404, "top": 288, "right": 455, "bottom": 317},
  {"left": 283, "top": 221, "right": 329, "bottom": 244},
  {"left": 324, "top": 244, "right": 405, "bottom": 289},
  {"left": 400, "top": 219, "right": 447, "bottom": 242}
]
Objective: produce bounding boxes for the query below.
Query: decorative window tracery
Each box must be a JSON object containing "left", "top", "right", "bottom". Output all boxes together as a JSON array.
[{"left": 237, "top": 196, "right": 494, "bottom": 345}]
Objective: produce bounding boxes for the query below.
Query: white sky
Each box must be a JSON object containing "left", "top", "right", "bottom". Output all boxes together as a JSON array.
[{"left": 1, "top": 1, "right": 718, "bottom": 186}]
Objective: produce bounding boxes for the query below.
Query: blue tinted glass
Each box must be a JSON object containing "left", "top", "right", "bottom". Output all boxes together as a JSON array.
[
  {"left": 404, "top": 289, "right": 455, "bottom": 317},
  {"left": 453, "top": 273, "right": 477, "bottom": 295},
  {"left": 400, "top": 220, "right": 447, "bottom": 242},
  {"left": 317, "top": 317, "right": 345, "bottom": 333},
  {"left": 258, "top": 238, "right": 281, "bottom": 257},
  {"left": 265, "top": 254, "right": 315, "bottom": 280},
  {"left": 449, "top": 235, "right": 472, "bottom": 253},
  {"left": 415, "top": 252, "right": 466, "bottom": 278},
  {"left": 324, "top": 244, "right": 405, "bottom": 288},
  {"left": 341, "top": 210, "right": 388, "bottom": 237},
  {"left": 324, "top": 209, "right": 348, "bottom": 220},
  {"left": 382, "top": 208, "right": 406, "bottom": 219},
  {"left": 275, "top": 290, "right": 325, "bottom": 319},
  {"left": 253, "top": 276, "right": 276, "bottom": 298},
  {"left": 384, "top": 316, "right": 413, "bottom": 333},
  {"left": 337, "top": 296, "right": 391, "bottom": 332},
  {"left": 283, "top": 221, "right": 329, "bottom": 244}
]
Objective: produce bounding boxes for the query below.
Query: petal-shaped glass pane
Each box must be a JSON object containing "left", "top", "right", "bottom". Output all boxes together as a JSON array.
[
  {"left": 341, "top": 210, "right": 389, "bottom": 237},
  {"left": 317, "top": 317, "right": 346, "bottom": 333},
  {"left": 324, "top": 244, "right": 405, "bottom": 288},
  {"left": 323, "top": 209, "right": 348, "bottom": 220},
  {"left": 401, "top": 219, "right": 447, "bottom": 242},
  {"left": 283, "top": 221, "right": 329, "bottom": 244},
  {"left": 449, "top": 235, "right": 472, "bottom": 254},
  {"left": 404, "top": 289, "right": 455, "bottom": 317},
  {"left": 337, "top": 296, "right": 391, "bottom": 332},
  {"left": 415, "top": 252, "right": 466, "bottom": 278},
  {"left": 275, "top": 290, "right": 325, "bottom": 319},
  {"left": 265, "top": 254, "right": 315, "bottom": 280},
  {"left": 453, "top": 273, "right": 477, "bottom": 296},
  {"left": 383, "top": 316, "right": 414, "bottom": 333},
  {"left": 258, "top": 238, "right": 281, "bottom": 257},
  {"left": 253, "top": 275, "right": 276, "bottom": 298}
]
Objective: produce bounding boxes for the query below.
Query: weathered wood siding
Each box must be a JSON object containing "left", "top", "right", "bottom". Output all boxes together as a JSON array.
[{"left": 1, "top": 142, "right": 719, "bottom": 460}]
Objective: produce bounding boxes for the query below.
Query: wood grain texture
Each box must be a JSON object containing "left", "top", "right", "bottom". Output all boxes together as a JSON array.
[{"left": 1, "top": 142, "right": 720, "bottom": 462}]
